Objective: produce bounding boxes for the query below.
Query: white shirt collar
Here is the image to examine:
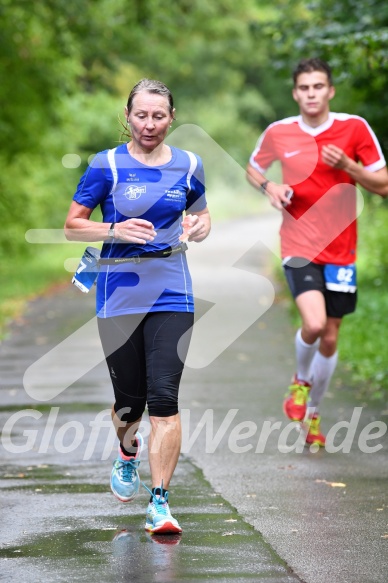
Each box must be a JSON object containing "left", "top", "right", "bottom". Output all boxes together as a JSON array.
[{"left": 298, "top": 112, "right": 335, "bottom": 136}]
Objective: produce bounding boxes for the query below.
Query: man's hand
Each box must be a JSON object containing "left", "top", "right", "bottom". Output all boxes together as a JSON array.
[
  {"left": 321, "top": 144, "right": 350, "bottom": 170},
  {"left": 265, "top": 183, "right": 294, "bottom": 211}
]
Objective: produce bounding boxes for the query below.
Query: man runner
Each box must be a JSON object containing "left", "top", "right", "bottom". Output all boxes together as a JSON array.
[{"left": 246, "top": 58, "right": 388, "bottom": 446}]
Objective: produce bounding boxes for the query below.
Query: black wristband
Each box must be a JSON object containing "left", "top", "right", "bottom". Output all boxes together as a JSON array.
[{"left": 260, "top": 180, "right": 269, "bottom": 193}]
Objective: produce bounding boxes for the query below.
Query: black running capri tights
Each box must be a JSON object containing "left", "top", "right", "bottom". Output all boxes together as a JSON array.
[{"left": 97, "top": 311, "right": 194, "bottom": 422}]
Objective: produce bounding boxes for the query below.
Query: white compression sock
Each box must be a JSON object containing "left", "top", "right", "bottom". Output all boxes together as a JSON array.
[
  {"left": 295, "top": 328, "right": 320, "bottom": 383},
  {"left": 309, "top": 350, "right": 338, "bottom": 410}
]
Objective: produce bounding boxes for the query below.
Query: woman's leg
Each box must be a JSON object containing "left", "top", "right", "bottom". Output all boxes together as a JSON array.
[
  {"left": 143, "top": 311, "right": 194, "bottom": 491},
  {"left": 98, "top": 314, "right": 148, "bottom": 440},
  {"left": 148, "top": 413, "right": 181, "bottom": 490},
  {"left": 98, "top": 314, "right": 148, "bottom": 501}
]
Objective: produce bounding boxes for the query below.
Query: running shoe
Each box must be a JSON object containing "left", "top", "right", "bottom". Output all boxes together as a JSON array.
[
  {"left": 303, "top": 414, "right": 326, "bottom": 447},
  {"left": 283, "top": 375, "right": 311, "bottom": 421},
  {"left": 110, "top": 432, "right": 144, "bottom": 503},
  {"left": 145, "top": 490, "right": 182, "bottom": 535}
]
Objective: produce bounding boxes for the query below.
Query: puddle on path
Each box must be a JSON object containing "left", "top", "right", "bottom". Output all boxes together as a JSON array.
[{"left": 0, "top": 460, "right": 302, "bottom": 582}]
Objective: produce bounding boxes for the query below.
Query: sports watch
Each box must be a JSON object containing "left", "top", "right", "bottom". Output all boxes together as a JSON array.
[{"left": 108, "top": 222, "right": 115, "bottom": 238}]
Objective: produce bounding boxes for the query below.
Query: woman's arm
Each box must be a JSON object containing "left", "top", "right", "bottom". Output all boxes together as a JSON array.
[{"left": 64, "top": 201, "right": 156, "bottom": 244}]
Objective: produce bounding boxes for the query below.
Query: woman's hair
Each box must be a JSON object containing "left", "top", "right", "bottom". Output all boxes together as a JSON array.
[
  {"left": 126, "top": 79, "right": 175, "bottom": 116},
  {"left": 119, "top": 78, "right": 175, "bottom": 141}
]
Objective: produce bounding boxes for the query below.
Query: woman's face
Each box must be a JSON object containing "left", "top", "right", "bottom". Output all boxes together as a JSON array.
[{"left": 125, "top": 91, "right": 174, "bottom": 152}]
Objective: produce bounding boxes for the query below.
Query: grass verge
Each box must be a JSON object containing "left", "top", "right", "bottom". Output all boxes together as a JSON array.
[{"left": 0, "top": 243, "right": 86, "bottom": 340}]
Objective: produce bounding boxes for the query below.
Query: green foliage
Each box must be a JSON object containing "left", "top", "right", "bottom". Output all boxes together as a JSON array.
[
  {"left": 0, "top": 0, "right": 277, "bottom": 263},
  {"left": 357, "top": 197, "right": 388, "bottom": 286},
  {"left": 339, "top": 288, "right": 388, "bottom": 397},
  {"left": 339, "top": 199, "right": 388, "bottom": 395},
  {"left": 253, "top": 0, "right": 388, "bottom": 153},
  {"left": 332, "top": 198, "right": 388, "bottom": 397}
]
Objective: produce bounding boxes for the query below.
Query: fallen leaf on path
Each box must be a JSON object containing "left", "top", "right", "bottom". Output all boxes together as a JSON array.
[
  {"left": 222, "top": 532, "right": 235, "bottom": 536},
  {"left": 315, "top": 479, "right": 346, "bottom": 488},
  {"left": 4, "top": 473, "right": 25, "bottom": 478}
]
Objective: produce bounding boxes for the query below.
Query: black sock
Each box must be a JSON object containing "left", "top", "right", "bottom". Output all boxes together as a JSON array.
[
  {"left": 120, "top": 441, "right": 138, "bottom": 457},
  {"left": 150, "top": 487, "right": 168, "bottom": 503}
]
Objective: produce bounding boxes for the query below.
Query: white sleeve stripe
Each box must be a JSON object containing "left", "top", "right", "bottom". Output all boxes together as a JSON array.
[
  {"left": 183, "top": 150, "right": 198, "bottom": 192},
  {"left": 107, "top": 147, "right": 118, "bottom": 194},
  {"left": 332, "top": 113, "right": 386, "bottom": 167},
  {"left": 104, "top": 147, "right": 119, "bottom": 318},
  {"left": 249, "top": 153, "right": 267, "bottom": 173},
  {"left": 364, "top": 159, "right": 387, "bottom": 173},
  {"left": 249, "top": 134, "right": 267, "bottom": 171}
]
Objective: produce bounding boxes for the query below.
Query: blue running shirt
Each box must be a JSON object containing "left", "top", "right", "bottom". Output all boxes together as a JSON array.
[{"left": 73, "top": 144, "right": 207, "bottom": 317}]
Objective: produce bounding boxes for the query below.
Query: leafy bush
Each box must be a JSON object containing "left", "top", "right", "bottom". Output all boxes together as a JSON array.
[{"left": 338, "top": 197, "right": 388, "bottom": 396}]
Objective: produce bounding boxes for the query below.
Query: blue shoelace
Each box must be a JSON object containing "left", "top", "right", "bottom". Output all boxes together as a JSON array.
[
  {"left": 142, "top": 481, "right": 169, "bottom": 511},
  {"left": 117, "top": 458, "right": 140, "bottom": 482}
]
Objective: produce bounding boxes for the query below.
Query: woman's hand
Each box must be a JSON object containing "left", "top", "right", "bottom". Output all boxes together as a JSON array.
[
  {"left": 114, "top": 218, "right": 157, "bottom": 244},
  {"left": 180, "top": 211, "right": 211, "bottom": 243}
]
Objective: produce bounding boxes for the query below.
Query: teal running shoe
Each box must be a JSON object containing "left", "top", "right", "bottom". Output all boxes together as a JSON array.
[
  {"left": 110, "top": 432, "right": 144, "bottom": 503},
  {"left": 145, "top": 489, "right": 182, "bottom": 534}
]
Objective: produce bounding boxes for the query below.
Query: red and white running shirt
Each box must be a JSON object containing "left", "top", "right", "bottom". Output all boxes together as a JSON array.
[{"left": 250, "top": 113, "right": 386, "bottom": 264}]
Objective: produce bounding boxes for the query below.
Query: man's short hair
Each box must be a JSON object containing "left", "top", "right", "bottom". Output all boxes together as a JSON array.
[{"left": 293, "top": 58, "right": 333, "bottom": 86}]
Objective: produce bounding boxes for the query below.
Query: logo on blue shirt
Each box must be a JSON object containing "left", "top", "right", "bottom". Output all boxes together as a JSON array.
[{"left": 124, "top": 185, "right": 146, "bottom": 199}]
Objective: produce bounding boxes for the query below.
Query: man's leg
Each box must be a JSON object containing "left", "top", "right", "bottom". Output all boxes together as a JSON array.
[
  {"left": 309, "top": 316, "right": 342, "bottom": 409},
  {"left": 301, "top": 317, "right": 342, "bottom": 447},
  {"left": 294, "top": 289, "right": 327, "bottom": 382},
  {"left": 284, "top": 290, "right": 327, "bottom": 421}
]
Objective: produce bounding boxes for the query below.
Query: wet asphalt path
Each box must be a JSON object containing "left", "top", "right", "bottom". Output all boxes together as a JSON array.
[{"left": 1, "top": 212, "right": 388, "bottom": 583}]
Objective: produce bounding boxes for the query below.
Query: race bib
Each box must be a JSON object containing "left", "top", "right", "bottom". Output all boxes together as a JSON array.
[
  {"left": 324, "top": 263, "right": 357, "bottom": 293},
  {"left": 72, "top": 246, "right": 101, "bottom": 293}
]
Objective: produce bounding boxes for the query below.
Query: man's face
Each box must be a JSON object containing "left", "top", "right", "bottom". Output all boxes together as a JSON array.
[{"left": 292, "top": 71, "right": 335, "bottom": 120}]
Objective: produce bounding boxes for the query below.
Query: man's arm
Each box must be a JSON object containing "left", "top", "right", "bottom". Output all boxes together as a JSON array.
[
  {"left": 321, "top": 144, "right": 388, "bottom": 197},
  {"left": 246, "top": 163, "right": 293, "bottom": 210}
]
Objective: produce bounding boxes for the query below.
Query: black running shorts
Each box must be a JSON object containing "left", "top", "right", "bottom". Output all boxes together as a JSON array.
[{"left": 283, "top": 257, "right": 357, "bottom": 318}]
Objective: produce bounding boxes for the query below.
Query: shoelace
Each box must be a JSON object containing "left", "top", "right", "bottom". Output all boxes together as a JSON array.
[
  {"left": 142, "top": 481, "right": 169, "bottom": 513},
  {"left": 118, "top": 458, "right": 140, "bottom": 482},
  {"left": 308, "top": 416, "right": 321, "bottom": 433},
  {"left": 291, "top": 385, "right": 309, "bottom": 404},
  {"left": 152, "top": 498, "right": 169, "bottom": 516}
]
